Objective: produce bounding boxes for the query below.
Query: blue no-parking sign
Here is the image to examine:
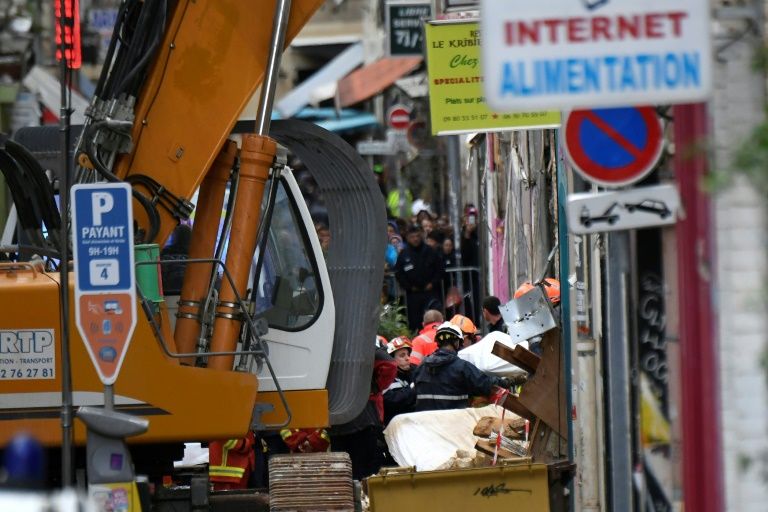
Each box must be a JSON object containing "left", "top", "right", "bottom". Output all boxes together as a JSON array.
[
  {"left": 564, "top": 106, "right": 663, "bottom": 188},
  {"left": 71, "top": 183, "right": 137, "bottom": 385}
]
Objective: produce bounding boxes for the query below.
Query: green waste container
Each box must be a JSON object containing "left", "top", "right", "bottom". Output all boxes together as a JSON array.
[{"left": 135, "top": 244, "right": 164, "bottom": 310}]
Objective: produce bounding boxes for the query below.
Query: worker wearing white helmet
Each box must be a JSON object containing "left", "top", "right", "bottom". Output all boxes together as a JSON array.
[{"left": 412, "top": 322, "right": 511, "bottom": 412}]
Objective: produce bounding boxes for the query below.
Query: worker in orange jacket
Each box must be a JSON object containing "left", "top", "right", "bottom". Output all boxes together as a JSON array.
[
  {"left": 409, "top": 309, "right": 443, "bottom": 365},
  {"left": 208, "top": 432, "right": 256, "bottom": 491},
  {"left": 280, "top": 428, "right": 331, "bottom": 453}
]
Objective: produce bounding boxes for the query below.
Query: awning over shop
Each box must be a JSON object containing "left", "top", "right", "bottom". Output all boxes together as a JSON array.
[
  {"left": 22, "top": 66, "right": 89, "bottom": 124},
  {"left": 276, "top": 42, "right": 364, "bottom": 119},
  {"left": 233, "top": 107, "right": 378, "bottom": 134},
  {"left": 336, "top": 56, "right": 422, "bottom": 108},
  {"left": 314, "top": 111, "right": 377, "bottom": 132}
]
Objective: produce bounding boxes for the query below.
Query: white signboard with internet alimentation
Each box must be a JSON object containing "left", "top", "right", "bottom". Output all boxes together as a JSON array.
[{"left": 480, "top": 0, "right": 712, "bottom": 111}]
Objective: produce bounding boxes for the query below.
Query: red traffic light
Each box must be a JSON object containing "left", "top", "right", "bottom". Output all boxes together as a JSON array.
[{"left": 55, "top": 0, "right": 82, "bottom": 69}]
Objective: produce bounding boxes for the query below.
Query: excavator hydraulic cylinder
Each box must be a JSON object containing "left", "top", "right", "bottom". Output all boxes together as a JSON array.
[
  {"left": 174, "top": 140, "right": 237, "bottom": 364},
  {"left": 208, "top": 134, "right": 276, "bottom": 370}
]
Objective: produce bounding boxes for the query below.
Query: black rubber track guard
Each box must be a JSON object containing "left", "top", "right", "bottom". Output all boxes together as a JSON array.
[{"left": 270, "top": 120, "right": 386, "bottom": 425}]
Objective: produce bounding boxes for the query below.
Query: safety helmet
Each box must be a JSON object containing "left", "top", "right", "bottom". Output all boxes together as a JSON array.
[
  {"left": 514, "top": 278, "right": 561, "bottom": 304},
  {"left": 542, "top": 278, "right": 560, "bottom": 304},
  {"left": 434, "top": 322, "right": 463, "bottom": 349},
  {"left": 387, "top": 336, "right": 412, "bottom": 356},
  {"left": 449, "top": 315, "right": 478, "bottom": 335},
  {"left": 375, "top": 335, "right": 388, "bottom": 349}
]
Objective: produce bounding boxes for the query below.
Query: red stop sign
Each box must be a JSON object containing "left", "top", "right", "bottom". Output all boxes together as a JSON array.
[{"left": 388, "top": 105, "right": 411, "bottom": 131}]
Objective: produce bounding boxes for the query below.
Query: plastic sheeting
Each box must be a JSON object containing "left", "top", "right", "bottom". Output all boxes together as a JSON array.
[
  {"left": 457, "top": 331, "right": 528, "bottom": 377},
  {"left": 174, "top": 443, "right": 209, "bottom": 468},
  {"left": 384, "top": 405, "right": 510, "bottom": 471}
]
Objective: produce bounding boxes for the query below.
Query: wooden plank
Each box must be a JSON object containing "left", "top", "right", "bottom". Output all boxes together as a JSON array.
[
  {"left": 517, "top": 329, "right": 568, "bottom": 438},
  {"left": 528, "top": 420, "right": 567, "bottom": 464},
  {"left": 491, "top": 342, "right": 540, "bottom": 373},
  {"left": 501, "top": 395, "right": 536, "bottom": 422}
]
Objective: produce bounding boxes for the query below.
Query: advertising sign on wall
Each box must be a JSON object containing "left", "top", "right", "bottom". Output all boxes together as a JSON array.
[
  {"left": 480, "top": 0, "right": 712, "bottom": 110},
  {"left": 387, "top": 1, "right": 432, "bottom": 57},
  {"left": 425, "top": 20, "right": 560, "bottom": 135}
]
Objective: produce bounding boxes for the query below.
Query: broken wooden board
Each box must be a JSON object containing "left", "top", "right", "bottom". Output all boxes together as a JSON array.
[
  {"left": 473, "top": 416, "right": 527, "bottom": 439},
  {"left": 500, "top": 394, "right": 537, "bottom": 422},
  {"left": 517, "top": 329, "right": 568, "bottom": 439},
  {"left": 492, "top": 342, "right": 541, "bottom": 373},
  {"left": 528, "top": 420, "right": 567, "bottom": 464}
]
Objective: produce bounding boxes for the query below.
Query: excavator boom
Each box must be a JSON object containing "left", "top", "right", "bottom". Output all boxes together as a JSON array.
[{"left": 116, "top": 0, "right": 325, "bottom": 245}]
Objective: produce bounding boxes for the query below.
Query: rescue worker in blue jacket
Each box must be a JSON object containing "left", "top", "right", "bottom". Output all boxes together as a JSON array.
[{"left": 413, "top": 322, "right": 511, "bottom": 411}]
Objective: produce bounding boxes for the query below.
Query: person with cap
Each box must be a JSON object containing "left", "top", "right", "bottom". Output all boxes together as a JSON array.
[
  {"left": 450, "top": 314, "right": 479, "bottom": 348},
  {"left": 395, "top": 224, "right": 445, "bottom": 332},
  {"left": 413, "top": 322, "right": 511, "bottom": 412},
  {"left": 482, "top": 296, "right": 508, "bottom": 334},
  {"left": 383, "top": 336, "right": 417, "bottom": 424}
]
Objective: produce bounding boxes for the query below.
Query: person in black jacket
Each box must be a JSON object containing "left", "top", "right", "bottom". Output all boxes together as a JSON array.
[
  {"left": 383, "top": 336, "right": 416, "bottom": 424},
  {"left": 395, "top": 224, "right": 445, "bottom": 332},
  {"left": 482, "top": 296, "right": 508, "bottom": 334},
  {"left": 413, "top": 323, "right": 510, "bottom": 412}
]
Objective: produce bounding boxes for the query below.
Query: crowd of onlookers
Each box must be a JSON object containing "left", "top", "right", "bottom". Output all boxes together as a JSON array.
[{"left": 384, "top": 204, "right": 482, "bottom": 330}]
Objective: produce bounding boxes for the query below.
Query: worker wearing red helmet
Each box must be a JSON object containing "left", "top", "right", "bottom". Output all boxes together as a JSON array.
[
  {"left": 383, "top": 336, "right": 417, "bottom": 424},
  {"left": 449, "top": 314, "right": 479, "bottom": 348}
]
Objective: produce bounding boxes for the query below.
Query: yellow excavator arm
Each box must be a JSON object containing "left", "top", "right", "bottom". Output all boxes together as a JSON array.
[{"left": 115, "top": 0, "right": 324, "bottom": 245}]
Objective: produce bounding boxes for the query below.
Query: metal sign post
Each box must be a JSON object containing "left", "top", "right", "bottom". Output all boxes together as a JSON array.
[{"left": 71, "top": 183, "right": 137, "bottom": 394}]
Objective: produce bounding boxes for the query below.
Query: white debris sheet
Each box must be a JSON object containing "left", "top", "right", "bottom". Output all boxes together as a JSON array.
[
  {"left": 384, "top": 405, "right": 515, "bottom": 471},
  {"left": 174, "top": 443, "right": 209, "bottom": 468},
  {"left": 458, "top": 331, "right": 529, "bottom": 377}
]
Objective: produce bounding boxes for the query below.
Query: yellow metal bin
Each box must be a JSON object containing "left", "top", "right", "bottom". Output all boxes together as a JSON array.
[{"left": 367, "top": 461, "right": 551, "bottom": 512}]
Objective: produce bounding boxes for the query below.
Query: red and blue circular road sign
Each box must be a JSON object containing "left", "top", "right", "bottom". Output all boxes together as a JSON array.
[{"left": 564, "top": 106, "right": 663, "bottom": 188}]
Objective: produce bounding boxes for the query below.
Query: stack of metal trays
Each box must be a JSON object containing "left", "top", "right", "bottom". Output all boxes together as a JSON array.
[{"left": 269, "top": 452, "right": 354, "bottom": 511}]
